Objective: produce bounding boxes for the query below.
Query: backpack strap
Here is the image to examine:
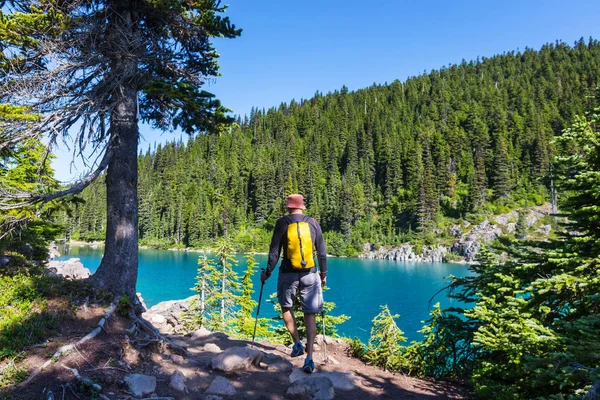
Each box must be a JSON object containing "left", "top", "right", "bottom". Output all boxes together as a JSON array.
[{"left": 284, "top": 215, "right": 294, "bottom": 226}]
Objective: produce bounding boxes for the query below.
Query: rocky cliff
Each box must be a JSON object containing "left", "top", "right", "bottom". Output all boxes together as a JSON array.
[{"left": 362, "top": 204, "right": 554, "bottom": 263}]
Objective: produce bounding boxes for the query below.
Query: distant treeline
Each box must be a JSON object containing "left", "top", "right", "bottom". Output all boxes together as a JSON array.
[{"left": 63, "top": 39, "right": 600, "bottom": 254}]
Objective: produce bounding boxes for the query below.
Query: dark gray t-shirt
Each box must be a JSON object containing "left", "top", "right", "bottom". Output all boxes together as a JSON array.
[{"left": 265, "top": 214, "right": 327, "bottom": 277}]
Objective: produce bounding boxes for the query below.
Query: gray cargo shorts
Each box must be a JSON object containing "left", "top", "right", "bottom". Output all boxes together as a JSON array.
[{"left": 277, "top": 272, "right": 323, "bottom": 313}]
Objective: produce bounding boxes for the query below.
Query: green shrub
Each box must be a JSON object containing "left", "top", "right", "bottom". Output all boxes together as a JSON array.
[
  {"left": 116, "top": 295, "right": 130, "bottom": 317},
  {"left": 0, "top": 359, "right": 27, "bottom": 388}
]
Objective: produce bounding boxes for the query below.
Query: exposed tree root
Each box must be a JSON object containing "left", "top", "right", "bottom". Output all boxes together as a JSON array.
[
  {"left": 19, "top": 302, "right": 117, "bottom": 388},
  {"left": 62, "top": 366, "right": 102, "bottom": 392},
  {"left": 128, "top": 312, "right": 189, "bottom": 356}
]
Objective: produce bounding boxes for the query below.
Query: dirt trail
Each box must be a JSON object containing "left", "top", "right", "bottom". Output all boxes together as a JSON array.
[{"left": 5, "top": 305, "right": 471, "bottom": 400}]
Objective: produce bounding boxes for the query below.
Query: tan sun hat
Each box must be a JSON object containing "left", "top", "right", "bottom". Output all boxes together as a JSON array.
[{"left": 285, "top": 194, "right": 306, "bottom": 210}]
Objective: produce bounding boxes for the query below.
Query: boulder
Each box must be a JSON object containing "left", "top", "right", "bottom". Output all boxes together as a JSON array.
[
  {"left": 451, "top": 240, "right": 481, "bottom": 263},
  {"left": 448, "top": 224, "right": 463, "bottom": 237},
  {"left": 169, "top": 370, "right": 188, "bottom": 393},
  {"left": 289, "top": 369, "right": 357, "bottom": 391},
  {"left": 189, "top": 327, "right": 212, "bottom": 340},
  {"left": 124, "top": 374, "right": 156, "bottom": 398},
  {"left": 506, "top": 222, "right": 516, "bottom": 233},
  {"left": 204, "top": 343, "right": 222, "bottom": 353},
  {"left": 170, "top": 354, "right": 185, "bottom": 364},
  {"left": 151, "top": 314, "right": 166, "bottom": 324},
  {"left": 136, "top": 293, "right": 147, "bottom": 312},
  {"left": 285, "top": 376, "right": 334, "bottom": 400},
  {"left": 205, "top": 396, "right": 224, "bottom": 400},
  {"left": 494, "top": 210, "right": 518, "bottom": 226},
  {"left": 211, "top": 346, "right": 264, "bottom": 372},
  {"left": 47, "top": 259, "right": 91, "bottom": 280},
  {"left": 264, "top": 353, "right": 293, "bottom": 373},
  {"left": 537, "top": 224, "right": 552, "bottom": 236},
  {"left": 142, "top": 296, "right": 195, "bottom": 333},
  {"left": 205, "top": 376, "right": 236, "bottom": 396},
  {"left": 421, "top": 245, "right": 447, "bottom": 262},
  {"left": 48, "top": 245, "right": 61, "bottom": 259}
]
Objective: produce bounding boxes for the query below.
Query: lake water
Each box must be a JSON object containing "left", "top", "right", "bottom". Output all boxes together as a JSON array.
[{"left": 57, "top": 245, "right": 471, "bottom": 343}]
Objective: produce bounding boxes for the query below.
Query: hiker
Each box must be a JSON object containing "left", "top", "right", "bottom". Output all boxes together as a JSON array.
[{"left": 261, "top": 194, "right": 327, "bottom": 373}]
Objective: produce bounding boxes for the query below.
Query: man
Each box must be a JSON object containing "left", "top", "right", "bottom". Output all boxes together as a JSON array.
[{"left": 261, "top": 194, "right": 327, "bottom": 373}]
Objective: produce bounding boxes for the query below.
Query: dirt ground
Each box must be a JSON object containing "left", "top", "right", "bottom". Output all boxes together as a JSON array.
[{"left": 3, "top": 305, "right": 472, "bottom": 400}]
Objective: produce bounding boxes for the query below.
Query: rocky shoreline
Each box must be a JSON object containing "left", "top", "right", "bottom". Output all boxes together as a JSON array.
[
  {"left": 361, "top": 204, "right": 553, "bottom": 263},
  {"left": 54, "top": 204, "right": 554, "bottom": 265}
]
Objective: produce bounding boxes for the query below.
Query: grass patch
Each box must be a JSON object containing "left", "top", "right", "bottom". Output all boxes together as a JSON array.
[
  {"left": 0, "top": 359, "right": 27, "bottom": 388},
  {"left": 0, "top": 253, "right": 95, "bottom": 361}
]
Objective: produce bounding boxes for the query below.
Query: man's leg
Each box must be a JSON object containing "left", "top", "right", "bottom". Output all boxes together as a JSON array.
[
  {"left": 304, "top": 312, "right": 316, "bottom": 359},
  {"left": 281, "top": 306, "right": 300, "bottom": 343},
  {"left": 298, "top": 273, "right": 322, "bottom": 372}
]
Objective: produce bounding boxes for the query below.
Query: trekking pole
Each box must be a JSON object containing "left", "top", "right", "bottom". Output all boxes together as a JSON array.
[
  {"left": 251, "top": 268, "right": 266, "bottom": 348},
  {"left": 322, "top": 309, "right": 329, "bottom": 363},
  {"left": 321, "top": 281, "right": 329, "bottom": 363}
]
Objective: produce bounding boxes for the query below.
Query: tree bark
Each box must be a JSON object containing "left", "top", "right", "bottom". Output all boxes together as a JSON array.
[
  {"left": 91, "top": 85, "right": 139, "bottom": 298},
  {"left": 90, "top": 4, "right": 140, "bottom": 299}
]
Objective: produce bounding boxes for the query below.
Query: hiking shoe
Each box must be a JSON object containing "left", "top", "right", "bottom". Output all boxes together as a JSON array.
[
  {"left": 302, "top": 357, "right": 315, "bottom": 373},
  {"left": 290, "top": 342, "right": 305, "bottom": 357}
]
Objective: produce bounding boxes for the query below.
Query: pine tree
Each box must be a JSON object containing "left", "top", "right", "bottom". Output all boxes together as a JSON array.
[
  {"left": 183, "top": 252, "right": 220, "bottom": 331},
  {"left": 515, "top": 211, "right": 528, "bottom": 239},
  {"left": 419, "top": 96, "right": 600, "bottom": 398},
  {"left": 211, "top": 239, "right": 240, "bottom": 332},
  {"left": 364, "top": 305, "right": 406, "bottom": 371},
  {"left": 235, "top": 253, "right": 268, "bottom": 338},
  {"left": 0, "top": 106, "right": 62, "bottom": 258},
  {"left": 0, "top": 0, "right": 240, "bottom": 298}
]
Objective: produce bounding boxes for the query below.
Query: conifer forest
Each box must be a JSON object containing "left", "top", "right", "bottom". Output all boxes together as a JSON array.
[{"left": 65, "top": 39, "right": 600, "bottom": 255}]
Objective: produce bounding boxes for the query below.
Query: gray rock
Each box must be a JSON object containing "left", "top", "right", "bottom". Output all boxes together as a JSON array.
[
  {"left": 205, "top": 376, "right": 236, "bottom": 396},
  {"left": 47, "top": 258, "right": 91, "bottom": 280},
  {"left": 124, "top": 374, "right": 156, "bottom": 398},
  {"left": 286, "top": 376, "right": 334, "bottom": 400},
  {"left": 289, "top": 368, "right": 357, "bottom": 391},
  {"left": 170, "top": 354, "right": 185, "bottom": 364},
  {"left": 169, "top": 370, "right": 188, "bottom": 393},
  {"left": 421, "top": 245, "right": 447, "bottom": 262},
  {"left": 537, "top": 224, "right": 552, "bottom": 236},
  {"left": 136, "top": 293, "right": 147, "bottom": 312},
  {"left": 363, "top": 242, "right": 450, "bottom": 263},
  {"left": 494, "top": 210, "right": 518, "bottom": 226},
  {"left": 141, "top": 398, "right": 174, "bottom": 400},
  {"left": 451, "top": 240, "right": 481, "bottom": 262},
  {"left": 204, "top": 395, "right": 224, "bottom": 400},
  {"left": 48, "top": 245, "right": 61, "bottom": 259},
  {"left": 142, "top": 296, "right": 194, "bottom": 328},
  {"left": 211, "top": 346, "right": 263, "bottom": 372},
  {"left": 265, "top": 354, "right": 293, "bottom": 372},
  {"left": 506, "top": 222, "right": 516, "bottom": 233},
  {"left": 150, "top": 314, "right": 166, "bottom": 324},
  {"left": 189, "top": 326, "right": 212, "bottom": 340},
  {"left": 449, "top": 224, "right": 463, "bottom": 237},
  {"left": 204, "top": 343, "right": 222, "bottom": 353}
]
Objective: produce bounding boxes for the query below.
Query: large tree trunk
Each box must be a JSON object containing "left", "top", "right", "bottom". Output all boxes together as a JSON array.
[
  {"left": 90, "top": 4, "right": 140, "bottom": 299},
  {"left": 91, "top": 85, "right": 139, "bottom": 298}
]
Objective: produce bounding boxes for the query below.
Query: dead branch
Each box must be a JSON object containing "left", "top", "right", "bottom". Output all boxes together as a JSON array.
[
  {"left": 0, "top": 137, "right": 115, "bottom": 211},
  {"left": 62, "top": 365, "right": 102, "bottom": 392},
  {"left": 18, "top": 302, "right": 117, "bottom": 388}
]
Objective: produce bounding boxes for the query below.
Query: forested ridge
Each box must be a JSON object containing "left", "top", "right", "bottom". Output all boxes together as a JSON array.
[{"left": 66, "top": 39, "right": 600, "bottom": 254}]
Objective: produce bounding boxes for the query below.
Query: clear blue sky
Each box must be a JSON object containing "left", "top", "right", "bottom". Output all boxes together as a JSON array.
[{"left": 52, "top": 0, "right": 600, "bottom": 181}]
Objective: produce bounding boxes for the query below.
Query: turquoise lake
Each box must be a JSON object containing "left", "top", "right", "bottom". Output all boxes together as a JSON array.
[{"left": 57, "top": 245, "right": 471, "bottom": 343}]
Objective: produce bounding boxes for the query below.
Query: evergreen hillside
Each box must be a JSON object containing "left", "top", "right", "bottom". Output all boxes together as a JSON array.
[{"left": 65, "top": 39, "right": 600, "bottom": 254}]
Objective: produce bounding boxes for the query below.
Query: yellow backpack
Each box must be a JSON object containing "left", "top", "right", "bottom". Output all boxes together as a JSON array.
[{"left": 286, "top": 216, "right": 315, "bottom": 270}]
